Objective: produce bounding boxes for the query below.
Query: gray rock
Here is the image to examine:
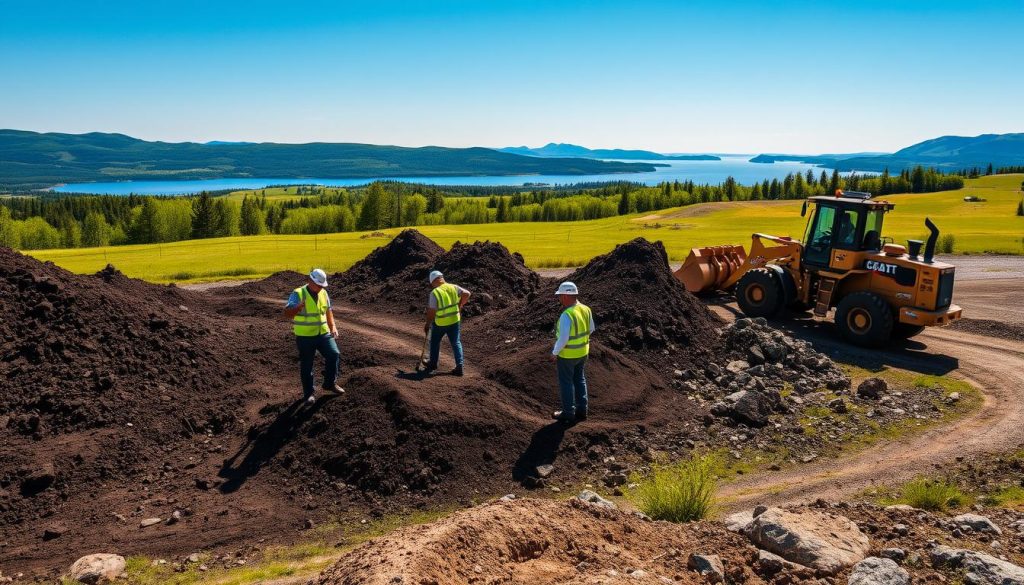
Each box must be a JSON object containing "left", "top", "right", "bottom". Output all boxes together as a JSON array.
[
  {"left": 724, "top": 510, "right": 754, "bottom": 533},
  {"left": 577, "top": 490, "right": 616, "bottom": 509},
  {"left": 954, "top": 514, "right": 1003, "bottom": 535},
  {"left": 688, "top": 554, "right": 725, "bottom": 583},
  {"left": 828, "top": 398, "right": 848, "bottom": 414},
  {"left": 535, "top": 464, "right": 554, "bottom": 478},
  {"left": 745, "top": 507, "right": 870, "bottom": 575},
  {"left": 731, "top": 389, "right": 775, "bottom": 427},
  {"left": 848, "top": 557, "right": 909, "bottom": 585},
  {"left": 930, "top": 545, "right": 1024, "bottom": 585},
  {"left": 727, "top": 360, "right": 750, "bottom": 374},
  {"left": 67, "top": 554, "right": 126, "bottom": 584},
  {"left": 879, "top": 548, "right": 907, "bottom": 563},
  {"left": 139, "top": 517, "right": 162, "bottom": 528}
]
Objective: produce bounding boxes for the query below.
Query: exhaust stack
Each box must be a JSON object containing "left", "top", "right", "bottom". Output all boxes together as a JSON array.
[
  {"left": 923, "top": 217, "right": 939, "bottom": 264},
  {"left": 906, "top": 239, "right": 923, "bottom": 259}
]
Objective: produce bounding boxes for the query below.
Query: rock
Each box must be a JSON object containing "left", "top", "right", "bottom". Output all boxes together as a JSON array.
[
  {"left": 745, "top": 507, "right": 870, "bottom": 575},
  {"left": 954, "top": 514, "right": 1003, "bottom": 535},
  {"left": 848, "top": 557, "right": 910, "bottom": 585},
  {"left": 67, "top": 554, "right": 126, "bottom": 584},
  {"left": 535, "top": 464, "right": 554, "bottom": 478},
  {"left": 499, "top": 494, "right": 516, "bottom": 501},
  {"left": 731, "top": 390, "right": 775, "bottom": 427},
  {"left": 727, "top": 360, "right": 750, "bottom": 374},
  {"left": 880, "top": 548, "right": 907, "bottom": 563},
  {"left": 947, "top": 392, "right": 961, "bottom": 403},
  {"left": 139, "top": 517, "right": 162, "bottom": 528},
  {"left": 828, "top": 398, "right": 848, "bottom": 414},
  {"left": 603, "top": 472, "right": 628, "bottom": 487},
  {"left": 884, "top": 504, "right": 916, "bottom": 512},
  {"left": 755, "top": 549, "right": 804, "bottom": 576},
  {"left": 42, "top": 523, "right": 67, "bottom": 541},
  {"left": 577, "top": 490, "right": 616, "bottom": 509},
  {"left": 856, "top": 378, "right": 888, "bottom": 400},
  {"left": 893, "top": 523, "right": 910, "bottom": 536},
  {"left": 20, "top": 462, "right": 56, "bottom": 496},
  {"left": 724, "top": 510, "right": 754, "bottom": 533},
  {"left": 930, "top": 545, "right": 1024, "bottom": 585},
  {"left": 688, "top": 554, "right": 725, "bottom": 583},
  {"left": 186, "top": 553, "right": 201, "bottom": 564}
]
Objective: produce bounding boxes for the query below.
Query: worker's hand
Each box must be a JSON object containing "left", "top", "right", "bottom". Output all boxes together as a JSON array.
[
  {"left": 330, "top": 329, "right": 339, "bottom": 339},
  {"left": 549, "top": 354, "right": 558, "bottom": 363},
  {"left": 423, "top": 323, "right": 431, "bottom": 335}
]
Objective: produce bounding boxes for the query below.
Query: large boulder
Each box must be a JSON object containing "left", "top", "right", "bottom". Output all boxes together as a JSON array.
[
  {"left": 68, "top": 554, "right": 126, "bottom": 584},
  {"left": 930, "top": 545, "right": 1024, "bottom": 585},
  {"left": 953, "top": 514, "right": 1003, "bottom": 535},
  {"left": 745, "top": 508, "right": 870, "bottom": 575},
  {"left": 730, "top": 390, "right": 776, "bottom": 427},
  {"left": 848, "top": 557, "right": 910, "bottom": 585}
]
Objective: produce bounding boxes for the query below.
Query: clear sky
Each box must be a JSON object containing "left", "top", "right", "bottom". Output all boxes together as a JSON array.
[{"left": 2, "top": 0, "right": 1022, "bottom": 153}]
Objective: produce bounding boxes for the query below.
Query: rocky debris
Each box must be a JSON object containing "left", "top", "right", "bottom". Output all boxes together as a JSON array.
[
  {"left": 67, "top": 554, "right": 126, "bottom": 584},
  {"left": 954, "top": 513, "right": 1003, "bottom": 535},
  {"left": 857, "top": 378, "right": 888, "bottom": 400},
  {"left": 42, "top": 523, "right": 67, "bottom": 541},
  {"left": 930, "top": 545, "right": 1024, "bottom": 585},
  {"left": 577, "top": 490, "right": 616, "bottom": 509},
  {"left": 848, "top": 557, "right": 910, "bottom": 585},
  {"left": 688, "top": 553, "right": 725, "bottom": 583},
  {"left": 879, "top": 548, "right": 907, "bottom": 563},
  {"left": 724, "top": 510, "right": 755, "bottom": 533},
  {"left": 745, "top": 507, "right": 870, "bottom": 574}
]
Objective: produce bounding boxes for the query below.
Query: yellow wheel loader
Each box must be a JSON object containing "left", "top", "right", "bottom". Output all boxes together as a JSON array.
[{"left": 674, "top": 190, "right": 962, "bottom": 347}]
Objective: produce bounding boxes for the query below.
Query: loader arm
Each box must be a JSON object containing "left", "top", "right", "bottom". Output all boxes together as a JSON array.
[{"left": 674, "top": 233, "right": 801, "bottom": 293}]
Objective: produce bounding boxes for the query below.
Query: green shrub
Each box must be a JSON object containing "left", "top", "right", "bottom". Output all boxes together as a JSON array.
[
  {"left": 630, "top": 454, "right": 716, "bottom": 522},
  {"left": 899, "top": 478, "right": 965, "bottom": 511},
  {"left": 938, "top": 233, "right": 956, "bottom": 254}
]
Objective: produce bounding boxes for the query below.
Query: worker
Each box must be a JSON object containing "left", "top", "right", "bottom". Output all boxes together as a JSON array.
[
  {"left": 423, "top": 270, "right": 470, "bottom": 376},
  {"left": 283, "top": 269, "right": 344, "bottom": 405},
  {"left": 551, "top": 281, "right": 595, "bottom": 424}
]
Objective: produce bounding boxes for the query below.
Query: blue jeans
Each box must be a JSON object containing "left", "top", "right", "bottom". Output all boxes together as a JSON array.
[
  {"left": 428, "top": 321, "right": 463, "bottom": 368},
  {"left": 296, "top": 334, "right": 340, "bottom": 398},
  {"left": 557, "top": 356, "right": 588, "bottom": 416}
]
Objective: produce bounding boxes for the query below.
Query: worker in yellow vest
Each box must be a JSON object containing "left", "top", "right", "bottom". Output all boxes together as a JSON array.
[
  {"left": 551, "top": 281, "right": 596, "bottom": 423},
  {"left": 283, "top": 269, "right": 344, "bottom": 405},
  {"left": 423, "top": 270, "right": 471, "bottom": 376}
]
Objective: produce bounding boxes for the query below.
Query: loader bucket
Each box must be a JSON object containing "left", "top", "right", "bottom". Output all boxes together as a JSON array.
[{"left": 673, "top": 245, "right": 748, "bottom": 293}]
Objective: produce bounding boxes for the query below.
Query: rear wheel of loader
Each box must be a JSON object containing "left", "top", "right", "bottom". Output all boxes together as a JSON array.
[
  {"left": 835, "top": 291, "right": 893, "bottom": 347},
  {"left": 736, "top": 268, "right": 783, "bottom": 318},
  {"left": 892, "top": 323, "right": 926, "bottom": 340}
]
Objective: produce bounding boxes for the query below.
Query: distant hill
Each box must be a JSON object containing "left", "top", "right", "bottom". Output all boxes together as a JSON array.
[
  {"left": 0, "top": 130, "right": 658, "bottom": 189},
  {"left": 500, "top": 143, "right": 719, "bottom": 161},
  {"left": 751, "top": 134, "right": 1024, "bottom": 171}
]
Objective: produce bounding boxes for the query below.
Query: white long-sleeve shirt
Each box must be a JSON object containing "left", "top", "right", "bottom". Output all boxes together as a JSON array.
[{"left": 552, "top": 307, "right": 597, "bottom": 356}]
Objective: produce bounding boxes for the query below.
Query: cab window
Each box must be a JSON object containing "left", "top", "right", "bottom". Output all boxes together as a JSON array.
[
  {"left": 862, "top": 210, "right": 884, "bottom": 250},
  {"left": 804, "top": 205, "right": 835, "bottom": 265},
  {"left": 835, "top": 209, "right": 861, "bottom": 249}
]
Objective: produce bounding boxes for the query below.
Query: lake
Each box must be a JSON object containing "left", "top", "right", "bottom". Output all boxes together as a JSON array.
[{"left": 51, "top": 156, "right": 850, "bottom": 196}]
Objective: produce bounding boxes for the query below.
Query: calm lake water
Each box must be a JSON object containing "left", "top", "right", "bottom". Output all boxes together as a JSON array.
[{"left": 51, "top": 157, "right": 848, "bottom": 196}]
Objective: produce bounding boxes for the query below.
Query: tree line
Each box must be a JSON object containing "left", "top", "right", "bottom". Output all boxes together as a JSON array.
[{"left": 0, "top": 166, "right": 971, "bottom": 250}]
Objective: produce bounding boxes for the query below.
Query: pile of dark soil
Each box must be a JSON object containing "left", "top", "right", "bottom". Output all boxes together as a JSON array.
[
  {"left": 510, "top": 238, "right": 723, "bottom": 364},
  {"left": 330, "top": 229, "right": 444, "bottom": 313},
  {"left": 0, "top": 249, "right": 246, "bottom": 438},
  {"left": 230, "top": 270, "right": 305, "bottom": 297},
  {"left": 432, "top": 240, "right": 539, "bottom": 316}
]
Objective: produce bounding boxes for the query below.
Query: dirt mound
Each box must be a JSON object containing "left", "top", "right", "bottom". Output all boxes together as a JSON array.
[
  {"left": 231, "top": 269, "right": 305, "bottom": 297},
  {"left": 313, "top": 496, "right": 755, "bottom": 585},
  {"left": 432, "top": 240, "right": 539, "bottom": 316},
  {"left": 511, "top": 238, "right": 723, "bottom": 363}
]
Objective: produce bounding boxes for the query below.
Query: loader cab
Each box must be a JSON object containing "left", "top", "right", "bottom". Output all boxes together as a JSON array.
[{"left": 802, "top": 192, "right": 894, "bottom": 269}]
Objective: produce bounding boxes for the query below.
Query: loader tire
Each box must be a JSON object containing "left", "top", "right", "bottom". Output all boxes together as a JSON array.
[
  {"left": 892, "top": 323, "right": 926, "bottom": 340},
  {"left": 736, "top": 268, "right": 783, "bottom": 318},
  {"left": 835, "top": 291, "right": 893, "bottom": 347}
]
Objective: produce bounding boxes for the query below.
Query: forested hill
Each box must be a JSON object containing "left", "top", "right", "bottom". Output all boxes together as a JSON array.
[
  {"left": 500, "top": 143, "right": 720, "bottom": 161},
  {"left": 0, "top": 130, "right": 658, "bottom": 189},
  {"left": 751, "top": 133, "right": 1024, "bottom": 171}
]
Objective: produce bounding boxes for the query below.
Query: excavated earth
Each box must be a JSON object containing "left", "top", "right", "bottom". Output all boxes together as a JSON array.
[{"left": 0, "top": 232, "right": 970, "bottom": 579}]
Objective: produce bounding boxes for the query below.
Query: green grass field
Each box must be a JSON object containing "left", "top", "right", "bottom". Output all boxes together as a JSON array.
[{"left": 29, "top": 174, "right": 1024, "bottom": 283}]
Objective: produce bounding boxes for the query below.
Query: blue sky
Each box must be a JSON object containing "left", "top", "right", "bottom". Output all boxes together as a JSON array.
[{"left": 1, "top": 0, "right": 1022, "bottom": 152}]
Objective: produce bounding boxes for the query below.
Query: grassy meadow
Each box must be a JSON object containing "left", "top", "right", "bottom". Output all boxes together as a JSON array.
[{"left": 29, "top": 174, "right": 1024, "bottom": 283}]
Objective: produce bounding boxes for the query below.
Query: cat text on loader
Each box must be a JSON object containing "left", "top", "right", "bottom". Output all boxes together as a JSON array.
[{"left": 673, "top": 190, "right": 962, "bottom": 347}]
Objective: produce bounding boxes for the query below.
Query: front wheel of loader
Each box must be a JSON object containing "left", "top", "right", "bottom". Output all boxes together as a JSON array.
[
  {"left": 892, "top": 323, "right": 926, "bottom": 340},
  {"left": 835, "top": 291, "right": 893, "bottom": 347},
  {"left": 735, "top": 268, "right": 783, "bottom": 318}
]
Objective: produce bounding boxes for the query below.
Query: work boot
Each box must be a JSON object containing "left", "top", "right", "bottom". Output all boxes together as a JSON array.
[
  {"left": 326, "top": 385, "right": 345, "bottom": 395},
  {"left": 305, "top": 395, "right": 316, "bottom": 405},
  {"left": 451, "top": 365, "right": 464, "bottom": 377},
  {"left": 552, "top": 410, "right": 575, "bottom": 423},
  {"left": 423, "top": 363, "right": 437, "bottom": 375},
  {"left": 575, "top": 410, "right": 588, "bottom": 422}
]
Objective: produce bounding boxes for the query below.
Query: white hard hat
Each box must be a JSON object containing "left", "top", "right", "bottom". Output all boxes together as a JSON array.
[
  {"left": 428, "top": 270, "right": 444, "bottom": 284},
  {"left": 309, "top": 268, "right": 329, "bottom": 287},
  {"left": 555, "top": 281, "right": 579, "bottom": 295}
]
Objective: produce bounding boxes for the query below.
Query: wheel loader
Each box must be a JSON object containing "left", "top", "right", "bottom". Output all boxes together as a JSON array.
[{"left": 674, "top": 190, "right": 962, "bottom": 347}]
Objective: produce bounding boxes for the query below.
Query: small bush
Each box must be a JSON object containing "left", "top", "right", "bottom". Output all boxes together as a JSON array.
[
  {"left": 938, "top": 233, "right": 956, "bottom": 254},
  {"left": 631, "top": 454, "right": 716, "bottom": 522},
  {"left": 899, "top": 478, "right": 965, "bottom": 511},
  {"left": 1016, "top": 199, "right": 1023, "bottom": 217}
]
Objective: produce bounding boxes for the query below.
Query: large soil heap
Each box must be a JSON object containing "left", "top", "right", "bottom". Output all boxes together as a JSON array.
[{"left": 432, "top": 240, "right": 540, "bottom": 316}]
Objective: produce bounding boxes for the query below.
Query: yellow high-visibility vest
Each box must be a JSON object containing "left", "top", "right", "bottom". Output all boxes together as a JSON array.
[
  {"left": 292, "top": 286, "right": 330, "bottom": 337},
  {"left": 556, "top": 302, "right": 592, "bottom": 359},
  {"left": 432, "top": 283, "right": 461, "bottom": 326}
]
